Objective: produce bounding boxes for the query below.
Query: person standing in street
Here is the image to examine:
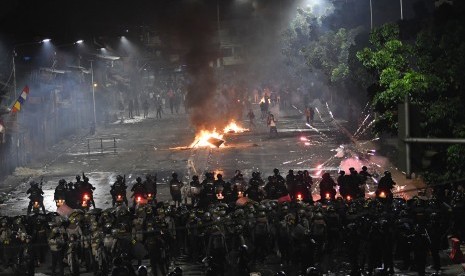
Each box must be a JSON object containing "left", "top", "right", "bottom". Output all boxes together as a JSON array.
[
  {"left": 128, "top": 99, "right": 134, "bottom": 119},
  {"left": 134, "top": 97, "right": 140, "bottom": 117},
  {"left": 305, "top": 106, "right": 311, "bottom": 124},
  {"left": 143, "top": 99, "right": 149, "bottom": 118},
  {"left": 156, "top": 97, "right": 163, "bottom": 119},
  {"left": 247, "top": 109, "right": 255, "bottom": 128}
]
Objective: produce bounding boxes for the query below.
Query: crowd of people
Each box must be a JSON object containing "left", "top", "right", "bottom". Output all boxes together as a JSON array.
[{"left": 1, "top": 167, "right": 464, "bottom": 276}]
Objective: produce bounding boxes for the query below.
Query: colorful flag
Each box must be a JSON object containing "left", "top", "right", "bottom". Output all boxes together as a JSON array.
[{"left": 11, "top": 86, "right": 29, "bottom": 113}]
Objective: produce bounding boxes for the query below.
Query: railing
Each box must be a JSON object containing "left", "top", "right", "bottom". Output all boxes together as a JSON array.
[{"left": 87, "top": 137, "right": 117, "bottom": 155}]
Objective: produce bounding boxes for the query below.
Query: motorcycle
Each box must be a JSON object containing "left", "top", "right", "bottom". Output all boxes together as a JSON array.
[
  {"left": 146, "top": 192, "right": 157, "bottom": 206},
  {"left": 55, "top": 198, "right": 66, "bottom": 208},
  {"left": 132, "top": 193, "right": 147, "bottom": 209},
  {"left": 81, "top": 193, "right": 92, "bottom": 211},
  {"left": 32, "top": 200, "right": 41, "bottom": 214},
  {"left": 115, "top": 193, "right": 126, "bottom": 206},
  {"left": 375, "top": 188, "right": 393, "bottom": 202}
]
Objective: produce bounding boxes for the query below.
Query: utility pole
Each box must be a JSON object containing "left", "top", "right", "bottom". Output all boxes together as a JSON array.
[
  {"left": 369, "top": 0, "right": 373, "bottom": 30},
  {"left": 400, "top": 0, "right": 404, "bottom": 20},
  {"left": 12, "top": 50, "right": 17, "bottom": 99},
  {"left": 90, "top": 60, "right": 97, "bottom": 128}
]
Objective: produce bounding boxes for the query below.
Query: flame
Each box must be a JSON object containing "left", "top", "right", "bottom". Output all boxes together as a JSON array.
[
  {"left": 190, "top": 129, "right": 224, "bottom": 148},
  {"left": 259, "top": 97, "right": 270, "bottom": 104},
  {"left": 223, "top": 120, "right": 249, "bottom": 133}
]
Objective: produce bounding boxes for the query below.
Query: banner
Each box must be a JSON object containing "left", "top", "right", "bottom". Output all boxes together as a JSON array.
[{"left": 11, "top": 86, "right": 30, "bottom": 113}]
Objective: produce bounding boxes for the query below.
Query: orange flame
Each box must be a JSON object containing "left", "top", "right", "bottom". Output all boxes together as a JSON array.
[
  {"left": 190, "top": 129, "right": 224, "bottom": 148},
  {"left": 223, "top": 120, "right": 249, "bottom": 133}
]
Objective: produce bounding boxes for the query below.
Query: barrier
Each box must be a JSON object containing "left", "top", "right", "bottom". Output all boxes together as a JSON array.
[{"left": 87, "top": 137, "right": 117, "bottom": 155}]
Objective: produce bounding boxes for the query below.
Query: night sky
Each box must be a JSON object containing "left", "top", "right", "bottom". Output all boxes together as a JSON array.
[{"left": 0, "top": 0, "right": 434, "bottom": 46}]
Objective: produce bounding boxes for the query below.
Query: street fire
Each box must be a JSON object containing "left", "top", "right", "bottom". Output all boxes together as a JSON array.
[
  {"left": 190, "top": 129, "right": 225, "bottom": 148},
  {"left": 223, "top": 120, "right": 249, "bottom": 133}
]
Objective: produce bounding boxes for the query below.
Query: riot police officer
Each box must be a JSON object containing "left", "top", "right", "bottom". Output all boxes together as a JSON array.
[
  {"left": 170, "top": 173, "right": 183, "bottom": 207},
  {"left": 131, "top": 177, "right": 147, "bottom": 208},
  {"left": 26, "top": 180, "right": 46, "bottom": 214},
  {"left": 111, "top": 175, "right": 128, "bottom": 207}
]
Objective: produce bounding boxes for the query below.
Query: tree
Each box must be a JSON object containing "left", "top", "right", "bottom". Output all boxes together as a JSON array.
[{"left": 357, "top": 3, "right": 465, "bottom": 183}]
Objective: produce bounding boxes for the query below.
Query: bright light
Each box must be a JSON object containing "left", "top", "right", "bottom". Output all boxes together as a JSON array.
[
  {"left": 93, "top": 83, "right": 98, "bottom": 88},
  {"left": 75, "top": 40, "right": 84, "bottom": 44},
  {"left": 42, "top": 38, "right": 51, "bottom": 43}
]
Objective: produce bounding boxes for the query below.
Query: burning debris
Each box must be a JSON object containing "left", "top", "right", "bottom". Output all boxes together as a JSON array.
[
  {"left": 189, "top": 129, "right": 225, "bottom": 148},
  {"left": 223, "top": 120, "right": 249, "bottom": 134},
  {"left": 186, "top": 120, "right": 249, "bottom": 148}
]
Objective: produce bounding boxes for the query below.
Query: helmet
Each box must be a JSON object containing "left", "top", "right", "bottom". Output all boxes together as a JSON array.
[
  {"left": 362, "top": 166, "right": 368, "bottom": 171},
  {"left": 113, "top": 256, "right": 123, "bottom": 266},
  {"left": 384, "top": 170, "right": 391, "bottom": 176},
  {"left": 172, "top": 172, "right": 178, "bottom": 178},
  {"left": 339, "top": 170, "right": 345, "bottom": 175},
  {"left": 136, "top": 177, "right": 142, "bottom": 182},
  {"left": 273, "top": 168, "right": 279, "bottom": 175},
  {"left": 76, "top": 175, "right": 81, "bottom": 180},
  {"left": 29, "top": 180, "right": 37, "bottom": 186},
  {"left": 306, "top": 267, "right": 320, "bottom": 276},
  {"left": 288, "top": 169, "right": 294, "bottom": 174},
  {"left": 174, "top": 267, "right": 182, "bottom": 274},
  {"left": 59, "top": 179, "right": 66, "bottom": 185},
  {"left": 116, "top": 175, "right": 123, "bottom": 181},
  {"left": 217, "top": 174, "right": 222, "bottom": 179},
  {"left": 192, "top": 175, "right": 199, "bottom": 180},
  {"left": 137, "top": 265, "right": 148, "bottom": 276}
]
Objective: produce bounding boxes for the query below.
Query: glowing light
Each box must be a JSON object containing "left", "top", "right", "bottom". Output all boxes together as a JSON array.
[
  {"left": 223, "top": 120, "right": 249, "bottom": 133},
  {"left": 297, "top": 193, "right": 303, "bottom": 201},
  {"left": 259, "top": 97, "right": 270, "bottom": 104},
  {"left": 216, "top": 193, "right": 224, "bottom": 200},
  {"left": 304, "top": 142, "right": 311, "bottom": 146},
  {"left": 325, "top": 193, "right": 330, "bottom": 199},
  {"left": 379, "top": 191, "right": 386, "bottom": 198},
  {"left": 83, "top": 194, "right": 90, "bottom": 200},
  {"left": 42, "top": 38, "right": 51, "bottom": 43},
  {"left": 238, "top": 191, "right": 243, "bottom": 198},
  {"left": 346, "top": 195, "right": 352, "bottom": 201},
  {"left": 190, "top": 129, "right": 225, "bottom": 148},
  {"left": 300, "top": 136, "right": 308, "bottom": 142},
  {"left": 75, "top": 40, "right": 84, "bottom": 44}
]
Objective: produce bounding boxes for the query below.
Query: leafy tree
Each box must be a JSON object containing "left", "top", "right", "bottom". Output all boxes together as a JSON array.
[{"left": 357, "top": 3, "right": 465, "bottom": 183}]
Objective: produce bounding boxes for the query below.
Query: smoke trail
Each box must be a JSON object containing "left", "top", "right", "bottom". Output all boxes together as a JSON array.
[{"left": 169, "top": 2, "right": 225, "bottom": 131}]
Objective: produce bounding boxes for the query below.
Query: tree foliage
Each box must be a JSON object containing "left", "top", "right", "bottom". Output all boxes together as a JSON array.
[{"left": 357, "top": 3, "right": 465, "bottom": 182}]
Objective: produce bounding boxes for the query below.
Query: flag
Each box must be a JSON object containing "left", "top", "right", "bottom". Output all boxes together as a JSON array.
[{"left": 11, "top": 86, "right": 30, "bottom": 113}]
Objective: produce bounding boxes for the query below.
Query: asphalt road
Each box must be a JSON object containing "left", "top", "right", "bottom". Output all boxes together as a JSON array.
[
  {"left": 1, "top": 103, "right": 464, "bottom": 276},
  {"left": 0, "top": 101, "right": 391, "bottom": 216}
]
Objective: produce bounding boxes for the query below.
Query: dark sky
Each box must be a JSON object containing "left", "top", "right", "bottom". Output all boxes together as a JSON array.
[{"left": 0, "top": 0, "right": 434, "bottom": 46}]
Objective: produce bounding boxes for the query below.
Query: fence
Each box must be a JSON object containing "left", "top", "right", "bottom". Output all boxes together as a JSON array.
[{"left": 87, "top": 137, "right": 117, "bottom": 155}]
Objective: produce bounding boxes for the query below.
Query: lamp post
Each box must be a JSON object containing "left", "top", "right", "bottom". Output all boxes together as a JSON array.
[
  {"left": 90, "top": 60, "right": 97, "bottom": 128},
  {"left": 400, "top": 0, "right": 403, "bottom": 20},
  {"left": 12, "top": 38, "right": 51, "bottom": 99},
  {"left": 369, "top": 0, "right": 373, "bottom": 30}
]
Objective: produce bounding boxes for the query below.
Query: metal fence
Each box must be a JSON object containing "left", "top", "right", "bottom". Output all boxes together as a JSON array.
[{"left": 87, "top": 137, "right": 117, "bottom": 155}]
